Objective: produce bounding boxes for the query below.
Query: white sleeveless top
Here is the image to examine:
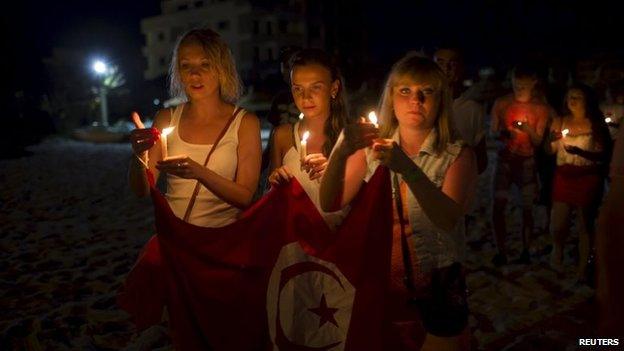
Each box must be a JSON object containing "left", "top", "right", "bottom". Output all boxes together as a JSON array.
[
  {"left": 364, "top": 129, "right": 466, "bottom": 271},
  {"left": 555, "top": 122, "right": 603, "bottom": 167},
  {"left": 165, "top": 103, "right": 246, "bottom": 227},
  {"left": 283, "top": 122, "right": 349, "bottom": 231}
]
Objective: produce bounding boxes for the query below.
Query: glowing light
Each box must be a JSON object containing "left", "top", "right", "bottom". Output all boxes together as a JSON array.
[
  {"left": 298, "top": 112, "right": 304, "bottom": 120},
  {"left": 368, "top": 111, "right": 378, "bottom": 127},
  {"left": 92, "top": 60, "right": 107, "bottom": 74},
  {"left": 161, "top": 127, "right": 175, "bottom": 160},
  {"left": 605, "top": 117, "right": 612, "bottom": 124},
  {"left": 300, "top": 131, "right": 310, "bottom": 162},
  {"left": 561, "top": 129, "right": 569, "bottom": 137}
]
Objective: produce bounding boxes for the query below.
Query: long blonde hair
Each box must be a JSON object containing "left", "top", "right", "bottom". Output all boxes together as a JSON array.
[
  {"left": 378, "top": 54, "right": 456, "bottom": 154},
  {"left": 168, "top": 27, "right": 241, "bottom": 103}
]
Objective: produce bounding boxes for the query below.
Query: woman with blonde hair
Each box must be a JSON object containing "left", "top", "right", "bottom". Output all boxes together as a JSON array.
[
  {"left": 128, "top": 27, "right": 261, "bottom": 227},
  {"left": 320, "top": 54, "right": 477, "bottom": 350}
]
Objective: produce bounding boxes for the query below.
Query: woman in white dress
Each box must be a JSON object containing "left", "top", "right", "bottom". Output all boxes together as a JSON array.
[{"left": 268, "top": 48, "right": 349, "bottom": 230}]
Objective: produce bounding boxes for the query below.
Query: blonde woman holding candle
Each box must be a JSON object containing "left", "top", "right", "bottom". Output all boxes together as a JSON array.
[
  {"left": 320, "top": 54, "right": 476, "bottom": 350},
  {"left": 128, "top": 27, "right": 261, "bottom": 227},
  {"left": 268, "top": 48, "right": 349, "bottom": 230},
  {"left": 547, "top": 83, "right": 612, "bottom": 282}
]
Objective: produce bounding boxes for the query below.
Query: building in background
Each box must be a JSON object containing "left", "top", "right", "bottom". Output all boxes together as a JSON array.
[{"left": 140, "top": 0, "right": 310, "bottom": 84}]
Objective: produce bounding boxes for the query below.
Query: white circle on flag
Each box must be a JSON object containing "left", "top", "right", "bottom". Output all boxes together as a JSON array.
[{"left": 267, "top": 242, "right": 355, "bottom": 350}]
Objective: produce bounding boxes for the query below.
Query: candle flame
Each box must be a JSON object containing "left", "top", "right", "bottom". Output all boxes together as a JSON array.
[
  {"left": 561, "top": 128, "right": 569, "bottom": 137},
  {"left": 301, "top": 131, "right": 310, "bottom": 142},
  {"left": 605, "top": 117, "right": 612, "bottom": 123},
  {"left": 368, "top": 111, "right": 378, "bottom": 125},
  {"left": 162, "top": 126, "right": 175, "bottom": 136},
  {"left": 298, "top": 113, "right": 304, "bottom": 120}
]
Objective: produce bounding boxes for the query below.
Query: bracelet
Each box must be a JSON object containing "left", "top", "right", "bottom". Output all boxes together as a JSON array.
[{"left": 134, "top": 153, "right": 149, "bottom": 169}]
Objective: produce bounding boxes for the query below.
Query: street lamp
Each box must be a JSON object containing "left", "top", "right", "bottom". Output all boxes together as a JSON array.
[{"left": 92, "top": 59, "right": 110, "bottom": 127}]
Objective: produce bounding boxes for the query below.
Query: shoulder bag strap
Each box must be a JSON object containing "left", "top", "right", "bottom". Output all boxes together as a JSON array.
[
  {"left": 182, "top": 107, "right": 244, "bottom": 222},
  {"left": 393, "top": 172, "right": 416, "bottom": 293}
]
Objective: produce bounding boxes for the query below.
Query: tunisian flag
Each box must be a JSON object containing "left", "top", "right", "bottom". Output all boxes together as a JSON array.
[{"left": 118, "top": 167, "right": 392, "bottom": 350}]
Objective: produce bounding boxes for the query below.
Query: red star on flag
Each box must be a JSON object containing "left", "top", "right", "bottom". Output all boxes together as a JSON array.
[{"left": 308, "top": 294, "right": 339, "bottom": 328}]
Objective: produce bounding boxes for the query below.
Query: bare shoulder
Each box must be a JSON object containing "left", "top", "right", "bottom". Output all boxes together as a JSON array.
[
  {"left": 456, "top": 145, "right": 477, "bottom": 165},
  {"left": 274, "top": 123, "right": 293, "bottom": 141},
  {"left": 153, "top": 108, "right": 173, "bottom": 129},
  {"left": 240, "top": 111, "right": 260, "bottom": 129}
]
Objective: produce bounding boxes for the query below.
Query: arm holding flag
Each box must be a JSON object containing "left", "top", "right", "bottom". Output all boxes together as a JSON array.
[
  {"left": 320, "top": 118, "right": 378, "bottom": 212},
  {"left": 372, "top": 140, "right": 477, "bottom": 233}
]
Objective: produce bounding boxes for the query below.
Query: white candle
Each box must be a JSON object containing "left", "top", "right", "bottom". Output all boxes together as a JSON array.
[
  {"left": 561, "top": 128, "right": 569, "bottom": 138},
  {"left": 300, "top": 131, "right": 310, "bottom": 163},
  {"left": 161, "top": 127, "right": 175, "bottom": 160},
  {"left": 368, "top": 111, "right": 378, "bottom": 128}
]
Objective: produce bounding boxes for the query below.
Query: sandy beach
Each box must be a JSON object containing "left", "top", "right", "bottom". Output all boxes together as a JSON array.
[{"left": 1, "top": 137, "right": 594, "bottom": 350}]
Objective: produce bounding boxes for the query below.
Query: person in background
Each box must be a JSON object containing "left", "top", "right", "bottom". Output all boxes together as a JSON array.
[
  {"left": 597, "top": 121, "right": 624, "bottom": 338},
  {"left": 434, "top": 47, "right": 488, "bottom": 174},
  {"left": 600, "top": 79, "right": 624, "bottom": 140},
  {"left": 547, "top": 83, "right": 612, "bottom": 283},
  {"left": 490, "top": 64, "right": 550, "bottom": 266}
]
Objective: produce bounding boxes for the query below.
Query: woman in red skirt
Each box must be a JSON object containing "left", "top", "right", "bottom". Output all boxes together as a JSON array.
[{"left": 547, "top": 83, "right": 612, "bottom": 283}]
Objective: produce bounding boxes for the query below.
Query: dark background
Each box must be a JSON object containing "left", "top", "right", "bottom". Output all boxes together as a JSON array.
[{"left": 2, "top": 0, "right": 623, "bottom": 145}]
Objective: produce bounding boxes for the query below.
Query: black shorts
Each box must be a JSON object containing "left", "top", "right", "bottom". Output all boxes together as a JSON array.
[{"left": 409, "top": 262, "right": 469, "bottom": 337}]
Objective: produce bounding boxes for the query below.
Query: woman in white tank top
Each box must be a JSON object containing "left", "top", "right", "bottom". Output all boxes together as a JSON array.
[
  {"left": 268, "top": 49, "right": 349, "bottom": 230},
  {"left": 128, "top": 28, "right": 261, "bottom": 227}
]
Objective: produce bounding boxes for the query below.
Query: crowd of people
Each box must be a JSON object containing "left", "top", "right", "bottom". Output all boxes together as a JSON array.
[{"left": 124, "top": 26, "right": 624, "bottom": 349}]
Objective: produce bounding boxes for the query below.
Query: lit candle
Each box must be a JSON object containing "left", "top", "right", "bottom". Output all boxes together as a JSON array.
[
  {"left": 161, "top": 127, "right": 175, "bottom": 160},
  {"left": 605, "top": 117, "right": 613, "bottom": 124},
  {"left": 300, "top": 131, "right": 310, "bottom": 163},
  {"left": 561, "top": 128, "right": 569, "bottom": 138},
  {"left": 515, "top": 120, "right": 523, "bottom": 127},
  {"left": 298, "top": 112, "right": 304, "bottom": 120},
  {"left": 368, "top": 111, "right": 378, "bottom": 128}
]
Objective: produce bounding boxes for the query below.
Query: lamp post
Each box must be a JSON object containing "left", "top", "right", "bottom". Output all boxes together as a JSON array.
[{"left": 92, "top": 60, "right": 110, "bottom": 127}]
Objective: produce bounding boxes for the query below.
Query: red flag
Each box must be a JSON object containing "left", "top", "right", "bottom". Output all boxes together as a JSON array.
[{"left": 118, "top": 167, "right": 393, "bottom": 350}]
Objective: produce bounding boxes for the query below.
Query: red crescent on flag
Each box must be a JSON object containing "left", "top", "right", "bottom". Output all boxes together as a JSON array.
[{"left": 275, "top": 261, "right": 345, "bottom": 350}]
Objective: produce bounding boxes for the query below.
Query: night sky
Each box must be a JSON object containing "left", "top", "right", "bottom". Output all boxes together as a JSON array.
[{"left": 4, "top": 0, "right": 624, "bottom": 100}]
